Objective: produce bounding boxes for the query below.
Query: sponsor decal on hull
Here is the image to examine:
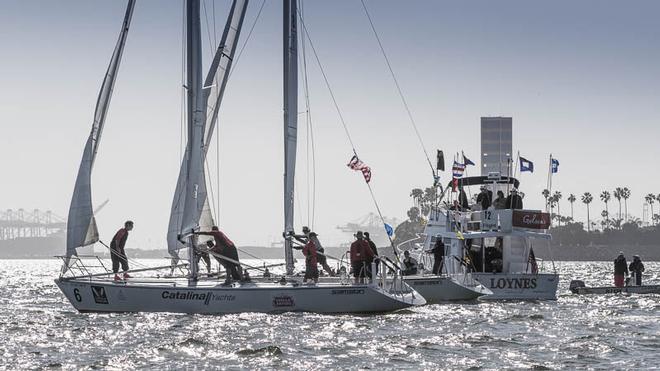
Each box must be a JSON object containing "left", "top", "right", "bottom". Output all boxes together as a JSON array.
[
  {"left": 272, "top": 295, "right": 295, "bottom": 307},
  {"left": 161, "top": 291, "right": 236, "bottom": 306},
  {"left": 91, "top": 286, "right": 109, "bottom": 304}
]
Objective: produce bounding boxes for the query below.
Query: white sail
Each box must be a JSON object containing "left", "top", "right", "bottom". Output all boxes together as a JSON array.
[
  {"left": 283, "top": 0, "right": 298, "bottom": 274},
  {"left": 66, "top": 0, "right": 135, "bottom": 257},
  {"left": 167, "top": 0, "right": 248, "bottom": 256}
]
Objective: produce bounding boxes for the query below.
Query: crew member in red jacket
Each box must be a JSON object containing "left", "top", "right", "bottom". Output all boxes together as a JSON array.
[
  {"left": 110, "top": 220, "right": 133, "bottom": 281},
  {"left": 350, "top": 231, "right": 374, "bottom": 284},
  {"left": 195, "top": 226, "right": 242, "bottom": 284},
  {"left": 303, "top": 237, "right": 319, "bottom": 283}
]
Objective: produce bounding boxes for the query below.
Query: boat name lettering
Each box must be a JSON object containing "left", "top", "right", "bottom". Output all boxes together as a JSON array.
[
  {"left": 489, "top": 277, "right": 538, "bottom": 289},
  {"left": 161, "top": 291, "right": 234, "bottom": 305},
  {"left": 512, "top": 211, "right": 550, "bottom": 229},
  {"left": 331, "top": 289, "right": 365, "bottom": 295}
]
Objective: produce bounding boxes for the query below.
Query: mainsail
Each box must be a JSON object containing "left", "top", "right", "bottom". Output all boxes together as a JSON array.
[
  {"left": 66, "top": 0, "right": 135, "bottom": 257},
  {"left": 283, "top": 0, "right": 298, "bottom": 274},
  {"left": 167, "top": 0, "right": 249, "bottom": 256}
]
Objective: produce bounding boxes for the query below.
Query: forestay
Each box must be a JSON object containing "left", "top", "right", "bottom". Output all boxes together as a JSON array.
[
  {"left": 66, "top": 0, "right": 135, "bottom": 257},
  {"left": 167, "top": 0, "right": 248, "bottom": 256}
]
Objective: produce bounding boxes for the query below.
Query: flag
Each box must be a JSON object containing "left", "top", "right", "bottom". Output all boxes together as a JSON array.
[
  {"left": 452, "top": 161, "right": 465, "bottom": 178},
  {"left": 347, "top": 155, "right": 372, "bottom": 183},
  {"left": 551, "top": 158, "right": 559, "bottom": 173},
  {"left": 384, "top": 223, "right": 393, "bottom": 237},
  {"left": 462, "top": 151, "right": 475, "bottom": 166},
  {"left": 519, "top": 157, "right": 534, "bottom": 173},
  {"left": 436, "top": 150, "right": 445, "bottom": 171}
]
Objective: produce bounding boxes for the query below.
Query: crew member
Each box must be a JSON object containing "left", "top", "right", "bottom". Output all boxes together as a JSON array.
[
  {"left": 493, "top": 191, "right": 507, "bottom": 209},
  {"left": 628, "top": 255, "right": 645, "bottom": 286},
  {"left": 402, "top": 250, "right": 418, "bottom": 276},
  {"left": 350, "top": 231, "right": 374, "bottom": 283},
  {"left": 303, "top": 238, "right": 319, "bottom": 283},
  {"left": 476, "top": 186, "right": 493, "bottom": 210},
  {"left": 364, "top": 232, "right": 379, "bottom": 277},
  {"left": 195, "top": 226, "right": 242, "bottom": 284},
  {"left": 458, "top": 187, "right": 470, "bottom": 210},
  {"left": 506, "top": 189, "right": 524, "bottom": 209},
  {"left": 110, "top": 220, "right": 133, "bottom": 281},
  {"left": 293, "top": 227, "right": 334, "bottom": 276},
  {"left": 428, "top": 238, "right": 445, "bottom": 275},
  {"left": 613, "top": 252, "right": 628, "bottom": 287},
  {"left": 195, "top": 241, "right": 212, "bottom": 274}
]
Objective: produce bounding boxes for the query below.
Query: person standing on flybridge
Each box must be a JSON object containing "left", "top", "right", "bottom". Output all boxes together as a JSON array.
[{"left": 111, "top": 220, "right": 134, "bottom": 281}]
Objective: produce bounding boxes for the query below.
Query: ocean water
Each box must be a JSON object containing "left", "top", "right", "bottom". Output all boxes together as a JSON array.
[{"left": 1, "top": 259, "right": 659, "bottom": 370}]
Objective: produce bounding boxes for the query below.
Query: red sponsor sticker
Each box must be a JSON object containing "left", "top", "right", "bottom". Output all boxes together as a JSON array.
[{"left": 512, "top": 210, "right": 550, "bottom": 229}]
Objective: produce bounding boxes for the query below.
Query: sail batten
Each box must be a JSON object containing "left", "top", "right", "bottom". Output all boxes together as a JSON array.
[{"left": 66, "top": 0, "right": 135, "bottom": 257}]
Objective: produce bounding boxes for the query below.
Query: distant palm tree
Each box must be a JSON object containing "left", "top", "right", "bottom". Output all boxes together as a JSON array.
[
  {"left": 600, "top": 191, "right": 611, "bottom": 226},
  {"left": 582, "top": 192, "right": 593, "bottom": 232},
  {"left": 645, "top": 194, "right": 656, "bottom": 225},
  {"left": 622, "top": 187, "right": 631, "bottom": 221},
  {"left": 601, "top": 210, "right": 609, "bottom": 229},
  {"left": 568, "top": 194, "right": 576, "bottom": 220},
  {"left": 410, "top": 188, "right": 423, "bottom": 208},
  {"left": 553, "top": 191, "right": 562, "bottom": 226},
  {"left": 542, "top": 189, "right": 550, "bottom": 211},
  {"left": 613, "top": 187, "right": 623, "bottom": 221}
]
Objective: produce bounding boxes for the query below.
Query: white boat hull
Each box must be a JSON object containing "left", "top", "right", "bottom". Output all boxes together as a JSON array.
[
  {"left": 55, "top": 278, "right": 425, "bottom": 314},
  {"left": 403, "top": 275, "right": 492, "bottom": 303},
  {"left": 473, "top": 273, "right": 558, "bottom": 300}
]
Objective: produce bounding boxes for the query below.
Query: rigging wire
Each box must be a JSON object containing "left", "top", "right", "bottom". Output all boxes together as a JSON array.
[
  {"left": 180, "top": 0, "right": 187, "bottom": 162},
  {"left": 299, "top": 0, "right": 317, "bottom": 230},
  {"left": 296, "top": 8, "right": 400, "bottom": 262},
  {"left": 359, "top": 0, "right": 436, "bottom": 180}
]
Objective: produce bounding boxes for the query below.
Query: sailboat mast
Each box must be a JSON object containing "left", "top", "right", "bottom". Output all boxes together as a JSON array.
[
  {"left": 283, "top": 0, "right": 298, "bottom": 275},
  {"left": 183, "top": 0, "right": 205, "bottom": 281}
]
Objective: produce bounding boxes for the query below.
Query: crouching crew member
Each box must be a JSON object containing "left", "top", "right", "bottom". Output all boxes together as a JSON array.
[
  {"left": 402, "top": 250, "right": 418, "bottom": 276},
  {"left": 195, "top": 226, "right": 242, "bottom": 284},
  {"left": 111, "top": 220, "right": 133, "bottom": 281}
]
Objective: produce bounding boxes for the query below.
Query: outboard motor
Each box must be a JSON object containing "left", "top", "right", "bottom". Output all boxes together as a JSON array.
[{"left": 569, "top": 280, "right": 585, "bottom": 294}]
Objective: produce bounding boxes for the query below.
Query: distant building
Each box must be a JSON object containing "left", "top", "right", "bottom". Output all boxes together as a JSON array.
[{"left": 481, "top": 117, "right": 512, "bottom": 176}]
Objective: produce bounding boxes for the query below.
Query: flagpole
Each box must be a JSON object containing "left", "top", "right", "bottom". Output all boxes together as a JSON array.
[{"left": 547, "top": 154, "right": 552, "bottom": 213}]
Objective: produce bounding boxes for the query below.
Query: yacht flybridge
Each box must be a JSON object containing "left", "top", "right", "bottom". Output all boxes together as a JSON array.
[
  {"left": 414, "top": 176, "right": 558, "bottom": 301},
  {"left": 55, "top": 0, "right": 425, "bottom": 314}
]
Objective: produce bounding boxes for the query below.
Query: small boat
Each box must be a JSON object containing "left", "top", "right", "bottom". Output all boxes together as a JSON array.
[
  {"left": 428, "top": 176, "right": 559, "bottom": 300},
  {"left": 569, "top": 280, "right": 660, "bottom": 295},
  {"left": 399, "top": 212, "right": 492, "bottom": 303},
  {"left": 55, "top": 0, "right": 425, "bottom": 314}
]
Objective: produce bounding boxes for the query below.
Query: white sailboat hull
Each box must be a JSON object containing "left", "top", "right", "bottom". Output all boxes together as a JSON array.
[
  {"left": 473, "top": 273, "right": 559, "bottom": 300},
  {"left": 55, "top": 278, "right": 425, "bottom": 314},
  {"left": 403, "top": 275, "right": 492, "bottom": 303}
]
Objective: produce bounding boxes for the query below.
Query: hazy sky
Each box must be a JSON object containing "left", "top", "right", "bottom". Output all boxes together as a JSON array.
[{"left": 1, "top": 0, "right": 660, "bottom": 250}]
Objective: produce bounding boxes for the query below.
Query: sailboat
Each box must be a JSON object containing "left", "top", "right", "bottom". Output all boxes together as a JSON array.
[{"left": 55, "top": 0, "right": 425, "bottom": 314}]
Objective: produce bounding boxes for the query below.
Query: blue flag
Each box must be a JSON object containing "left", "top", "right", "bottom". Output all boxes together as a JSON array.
[
  {"left": 520, "top": 157, "right": 534, "bottom": 172},
  {"left": 462, "top": 152, "right": 475, "bottom": 166},
  {"left": 551, "top": 158, "right": 559, "bottom": 173},
  {"left": 384, "top": 223, "right": 393, "bottom": 237}
]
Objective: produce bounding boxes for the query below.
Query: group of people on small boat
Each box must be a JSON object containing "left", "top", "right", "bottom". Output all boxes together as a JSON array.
[
  {"left": 614, "top": 252, "right": 645, "bottom": 287},
  {"left": 349, "top": 231, "right": 379, "bottom": 284},
  {"left": 450, "top": 186, "right": 524, "bottom": 211}
]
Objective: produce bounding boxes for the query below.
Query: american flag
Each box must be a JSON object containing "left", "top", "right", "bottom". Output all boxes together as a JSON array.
[
  {"left": 452, "top": 161, "right": 465, "bottom": 178},
  {"left": 347, "top": 155, "right": 372, "bottom": 183}
]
